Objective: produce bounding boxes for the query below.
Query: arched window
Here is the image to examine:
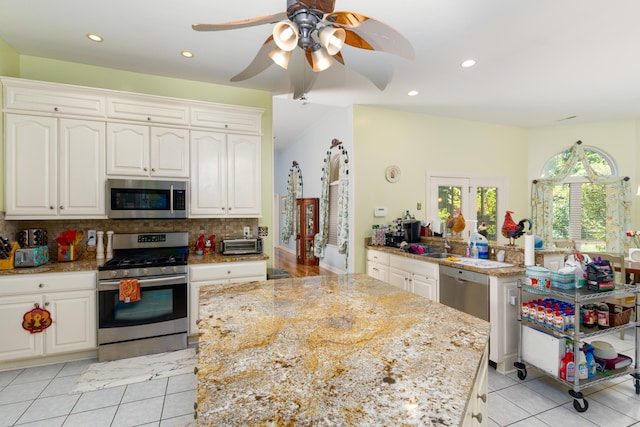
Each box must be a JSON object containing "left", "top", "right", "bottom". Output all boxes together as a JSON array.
[
  {"left": 542, "top": 147, "right": 615, "bottom": 250},
  {"left": 533, "top": 143, "right": 629, "bottom": 252}
]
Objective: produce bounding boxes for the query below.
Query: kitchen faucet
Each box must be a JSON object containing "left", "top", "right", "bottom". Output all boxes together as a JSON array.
[{"left": 443, "top": 237, "right": 451, "bottom": 253}]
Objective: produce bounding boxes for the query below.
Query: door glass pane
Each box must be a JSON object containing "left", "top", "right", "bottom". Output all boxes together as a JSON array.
[
  {"left": 476, "top": 186, "right": 498, "bottom": 241},
  {"left": 438, "top": 186, "right": 462, "bottom": 234}
]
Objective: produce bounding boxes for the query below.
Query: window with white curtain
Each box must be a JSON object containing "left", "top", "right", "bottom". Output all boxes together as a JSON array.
[
  {"left": 327, "top": 154, "right": 340, "bottom": 246},
  {"left": 541, "top": 146, "right": 617, "bottom": 251}
]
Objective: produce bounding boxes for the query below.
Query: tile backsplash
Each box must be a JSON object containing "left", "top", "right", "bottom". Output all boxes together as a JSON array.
[{"left": 0, "top": 213, "right": 259, "bottom": 258}]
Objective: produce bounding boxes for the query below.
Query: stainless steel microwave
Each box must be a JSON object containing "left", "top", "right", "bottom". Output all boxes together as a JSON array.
[{"left": 107, "top": 179, "right": 188, "bottom": 219}]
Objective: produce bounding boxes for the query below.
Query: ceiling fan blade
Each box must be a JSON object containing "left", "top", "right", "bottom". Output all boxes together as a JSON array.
[
  {"left": 326, "top": 12, "right": 414, "bottom": 60},
  {"left": 335, "top": 51, "right": 391, "bottom": 91},
  {"left": 230, "top": 36, "right": 277, "bottom": 82},
  {"left": 298, "top": 0, "right": 336, "bottom": 14},
  {"left": 193, "top": 12, "right": 287, "bottom": 31}
]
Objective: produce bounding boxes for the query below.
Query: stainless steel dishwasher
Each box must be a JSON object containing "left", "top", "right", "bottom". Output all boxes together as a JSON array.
[{"left": 439, "top": 264, "right": 490, "bottom": 321}]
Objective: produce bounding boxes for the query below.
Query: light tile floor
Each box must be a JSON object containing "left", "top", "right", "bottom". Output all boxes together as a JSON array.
[
  {"left": 1, "top": 327, "right": 639, "bottom": 426},
  {"left": 0, "top": 357, "right": 197, "bottom": 427},
  {"left": 488, "top": 326, "right": 640, "bottom": 426}
]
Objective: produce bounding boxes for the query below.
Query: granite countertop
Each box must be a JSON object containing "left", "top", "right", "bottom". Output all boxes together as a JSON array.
[
  {"left": 367, "top": 244, "right": 526, "bottom": 277},
  {"left": 196, "top": 273, "right": 490, "bottom": 426},
  {"left": 0, "top": 252, "right": 269, "bottom": 276}
]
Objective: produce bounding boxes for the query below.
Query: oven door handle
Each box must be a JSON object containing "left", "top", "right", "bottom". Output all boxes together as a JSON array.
[{"left": 98, "top": 275, "right": 187, "bottom": 290}]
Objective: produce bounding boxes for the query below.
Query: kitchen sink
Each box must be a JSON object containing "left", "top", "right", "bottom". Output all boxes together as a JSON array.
[{"left": 421, "top": 252, "right": 450, "bottom": 258}]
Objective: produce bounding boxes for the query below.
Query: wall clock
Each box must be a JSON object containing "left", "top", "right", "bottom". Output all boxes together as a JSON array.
[{"left": 385, "top": 165, "right": 400, "bottom": 183}]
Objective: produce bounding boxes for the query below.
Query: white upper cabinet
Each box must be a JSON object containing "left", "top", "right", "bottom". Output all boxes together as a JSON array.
[
  {"left": 4, "top": 114, "right": 105, "bottom": 219},
  {"left": 106, "top": 123, "right": 189, "bottom": 178},
  {"left": 191, "top": 105, "right": 262, "bottom": 134},
  {"left": 107, "top": 95, "right": 189, "bottom": 125},
  {"left": 190, "top": 131, "right": 261, "bottom": 217},
  {"left": 3, "top": 79, "right": 106, "bottom": 117}
]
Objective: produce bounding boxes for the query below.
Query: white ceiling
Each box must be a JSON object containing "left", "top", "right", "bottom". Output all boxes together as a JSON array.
[{"left": 2, "top": 0, "right": 640, "bottom": 146}]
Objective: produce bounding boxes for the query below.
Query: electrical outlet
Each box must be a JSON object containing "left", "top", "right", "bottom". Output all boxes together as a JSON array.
[
  {"left": 87, "top": 230, "right": 97, "bottom": 246},
  {"left": 243, "top": 226, "right": 250, "bottom": 237}
]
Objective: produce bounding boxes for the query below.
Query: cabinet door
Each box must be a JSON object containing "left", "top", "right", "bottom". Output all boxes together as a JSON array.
[
  {"left": 107, "top": 96, "right": 189, "bottom": 125},
  {"left": 412, "top": 274, "right": 438, "bottom": 301},
  {"left": 190, "top": 105, "right": 262, "bottom": 133},
  {"left": 106, "top": 122, "right": 149, "bottom": 176},
  {"left": 4, "top": 114, "right": 58, "bottom": 217},
  {"left": 367, "top": 261, "right": 389, "bottom": 283},
  {"left": 4, "top": 82, "right": 106, "bottom": 117},
  {"left": 0, "top": 295, "right": 43, "bottom": 361},
  {"left": 226, "top": 134, "right": 261, "bottom": 216},
  {"left": 44, "top": 290, "right": 96, "bottom": 355},
  {"left": 150, "top": 127, "right": 189, "bottom": 178},
  {"left": 58, "top": 119, "right": 106, "bottom": 216},
  {"left": 388, "top": 267, "right": 409, "bottom": 291},
  {"left": 190, "top": 130, "right": 227, "bottom": 216}
]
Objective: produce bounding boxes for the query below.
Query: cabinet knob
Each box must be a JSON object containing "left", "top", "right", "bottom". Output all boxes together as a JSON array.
[
  {"left": 44, "top": 302, "right": 50, "bottom": 307},
  {"left": 39, "top": 283, "right": 44, "bottom": 288},
  {"left": 477, "top": 393, "right": 487, "bottom": 403},
  {"left": 193, "top": 366, "right": 198, "bottom": 375},
  {"left": 221, "top": 207, "right": 225, "bottom": 211},
  {"left": 228, "top": 207, "right": 232, "bottom": 211},
  {"left": 54, "top": 107, "right": 59, "bottom": 112},
  {"left": 151, "top": 168, "right": 156, "bottom": 172},
  {"left": 49, "top": 206, "right": 54, "bottom": 210},
  {"left": 471, "top": 413, "right": 483, "bottom": 423},
  {"left": 59, "top": 206, "right": 64, "bottom": 210},
  {"left": 227, "top": 270, "right": 231, "bottom": 274},
  {"left": 147, "top": 117, "right": 151, "bottom": 121},
  {"left": 224, "top": 124, "right": 228, "bottom": 128},
  {"left": 144, "top": 167, "right": 148, "bottom": 171}
]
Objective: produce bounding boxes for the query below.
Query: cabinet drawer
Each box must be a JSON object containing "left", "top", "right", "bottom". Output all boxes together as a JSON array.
[
  {"left": 0, "top": 271, "right": 96, "bottom": 296},
  {"left": 107, "top": 95, "right": 189, "bottom": 125},
  {"left": 4, "top": 84, "right": 106, "bottom": 117},
  {"left": 189, "top": 261, "right": 267, "bottom": 282},
  {"left": 389, "top": 255, "right": 438, "bottom": 278},
  {"left": 367, "top": 250, "right": 390, "bottom": 265},
  {"left": 191, "top": 106, "right": 262, "bottom": 133}
]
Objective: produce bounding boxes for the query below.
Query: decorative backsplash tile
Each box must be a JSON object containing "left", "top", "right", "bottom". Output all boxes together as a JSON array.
[{"left": 0, "top": 214, "right": 259, "bottom": 257}]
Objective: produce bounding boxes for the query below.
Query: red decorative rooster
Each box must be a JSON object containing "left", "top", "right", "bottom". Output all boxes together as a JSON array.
[{"left": 501, "top": 211, "right": 532, "bottom": 245}]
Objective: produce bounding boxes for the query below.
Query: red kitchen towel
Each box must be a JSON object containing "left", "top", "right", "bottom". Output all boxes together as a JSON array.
[{"left": 119, "top": 279, "right": 141, "bottom": 303}]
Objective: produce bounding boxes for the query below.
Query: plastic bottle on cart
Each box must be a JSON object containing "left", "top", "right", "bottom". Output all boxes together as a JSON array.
[
  {"left": 584, "top": 344, "right": 597, "bottom": 378},
  {"left": 560, "top": 351, "right": 575, "bottom": 382},
  {"left": 577, "top": 348, "right": 588, "bottom": 380}
]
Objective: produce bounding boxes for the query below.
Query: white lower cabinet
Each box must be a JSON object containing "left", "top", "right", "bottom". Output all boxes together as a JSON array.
[
  {"left": 462, "top": 345, "right": 489, "bottom": 426},
  {"left": 188, "top": 261, "right": 267, "bottom": 334},
  {"left": 366, "top": 249, "right": 390, "bottom": 282},
  {"left": 489, "top": 274, "right": 525, "bottom": 374},
  {"left": 0, "top": 272, "right": 97, "bottom": 362},
  {"left": 389, "top": 254, "right": 439, "bottom": 301}
]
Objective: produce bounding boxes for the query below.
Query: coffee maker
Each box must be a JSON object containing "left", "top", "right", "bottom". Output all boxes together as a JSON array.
[{"left": 402, "top": 220, "right": 421, "bottom": 243}]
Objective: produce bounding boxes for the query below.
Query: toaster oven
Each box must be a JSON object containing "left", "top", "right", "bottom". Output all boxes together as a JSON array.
[{"left": 221, "top": 238, "right": 263, "bottom": 255}]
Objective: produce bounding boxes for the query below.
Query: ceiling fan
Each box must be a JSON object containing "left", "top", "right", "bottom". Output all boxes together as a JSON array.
[{"left": 193, "top": 0, "right": 414, "bottom": 99}]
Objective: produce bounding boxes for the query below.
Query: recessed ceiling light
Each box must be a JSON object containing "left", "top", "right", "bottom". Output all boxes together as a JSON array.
[
  {"left": 86, "top": 33, "right": 103, "bottom": 42},
  {"left": 407, "top": 90, "right": 419, "bottom": 96},
  {"left": 181, "top": 51, "right": 194, "bottom": 58},
  {"left": 461, "top": 59, "right": 476, "bottom": 68}
]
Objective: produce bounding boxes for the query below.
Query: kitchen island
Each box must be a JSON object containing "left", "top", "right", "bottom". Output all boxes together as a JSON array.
[{"left": 196, "top": 273, "right": 489, "bottom": 426}]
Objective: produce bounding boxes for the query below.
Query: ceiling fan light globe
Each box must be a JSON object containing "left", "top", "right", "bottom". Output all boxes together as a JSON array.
[
  {"left": 273, "top": 21, "right": 299, "bottom": 51},
  {"left": 319, "top": 26, "right": 345, "bottom": 55},
  {"left": 268, "top": 48, "right": 292, "bottom": 69},
  {"left": 311, "top": 44, "right": 333, "bottom": 72}
]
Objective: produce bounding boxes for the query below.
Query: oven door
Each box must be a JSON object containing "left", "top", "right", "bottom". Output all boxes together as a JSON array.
[{"left": 97, "top": 275, "right": 188, "bottom": 344}]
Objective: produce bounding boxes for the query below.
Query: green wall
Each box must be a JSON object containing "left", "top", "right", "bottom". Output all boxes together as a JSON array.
[
  {"left": 0, "top": 47, "right": 275, "bottom": 263},
  {"left": 352, "top": 105, "right": 530, "bottom": 272}
]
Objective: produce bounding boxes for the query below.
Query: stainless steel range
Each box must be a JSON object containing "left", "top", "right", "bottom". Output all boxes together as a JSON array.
[{"left": 97, "top": 232, "right": 189, "bottom": 362}]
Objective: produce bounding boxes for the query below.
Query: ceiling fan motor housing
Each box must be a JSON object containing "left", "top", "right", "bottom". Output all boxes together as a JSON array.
[{"left": 287, "top": 4, "right": 324, "bottom": 49}]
